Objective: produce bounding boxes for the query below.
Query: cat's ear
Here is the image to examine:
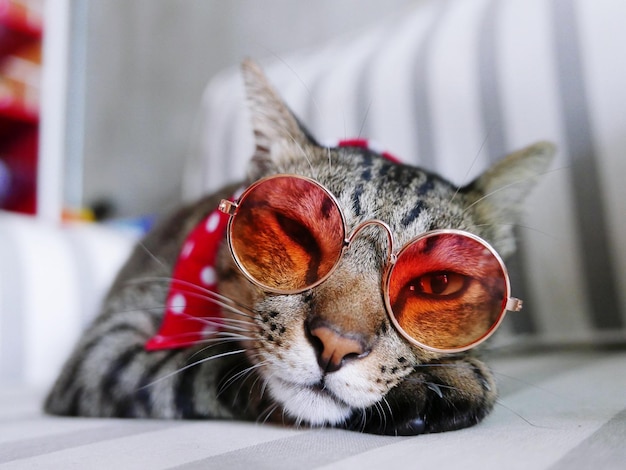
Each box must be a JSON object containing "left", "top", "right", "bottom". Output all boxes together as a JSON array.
[
  {"left": 241, "top": 59, "right": 314, "bottom": 180},
  {"left": 467, "top": 141, "right": 555, "bottom": 225}
]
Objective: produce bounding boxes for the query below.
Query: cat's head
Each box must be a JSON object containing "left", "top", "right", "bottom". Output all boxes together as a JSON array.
[{"left": 216, "top": 59, "right": 554, "bottom": 430}]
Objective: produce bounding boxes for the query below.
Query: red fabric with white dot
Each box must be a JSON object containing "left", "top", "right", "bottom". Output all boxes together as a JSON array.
[
  {"left": 330, "top": 138, "right": 401, "bottom": 164},
  {"left": 145, "top": 139, "right": 400, "bottom": 351},
  {"left": 144, "top": 205, "right": 235, "bottom": 351}
]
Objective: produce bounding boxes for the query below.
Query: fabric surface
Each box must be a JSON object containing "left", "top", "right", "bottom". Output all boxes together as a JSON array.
[
  {"left": 2, "top": 346, "right": 625, "bottom": 469},
  {"left": 185, "top": 0, "right": 626, "bottom": 345},
  {"left": 145, "top": 205, "right": 232, "bottom": 351},
  {"left": 0, "top": 212, "right": 136, "bottom": 386}
]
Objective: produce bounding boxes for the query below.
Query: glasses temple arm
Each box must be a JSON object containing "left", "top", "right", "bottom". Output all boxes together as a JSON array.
[
  {"left": 218, "top": 200, "right": 238, "bottom": 216},
  {"left": 506, "top": 297, "right": 523, "bottom": 312}
]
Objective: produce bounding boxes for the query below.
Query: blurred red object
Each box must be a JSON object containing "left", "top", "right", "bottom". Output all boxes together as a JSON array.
[
  {"left": 0, "top": 124, "right": 37, "bottom": 213},
  {"left": 0, "top": 0, "right": 43, "bottom": 56},
  {"left": 0, "top": 0, "right": 41, "bottom": 214}
]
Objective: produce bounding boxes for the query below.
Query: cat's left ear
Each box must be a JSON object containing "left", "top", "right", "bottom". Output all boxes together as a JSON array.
[
  {"left": 466, "top": 141, "right": 555, "bottom": 231},
  {"left": 241, "top": 59, "right": 316, "bottom": 181}
]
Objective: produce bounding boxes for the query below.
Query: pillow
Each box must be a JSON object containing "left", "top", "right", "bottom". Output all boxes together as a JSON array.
[
  {"left": 185, "top": 0, "right": 626, "bottom": 345},
  {"left": 0, "top": 212, "right": 136, "bottom": 386}
]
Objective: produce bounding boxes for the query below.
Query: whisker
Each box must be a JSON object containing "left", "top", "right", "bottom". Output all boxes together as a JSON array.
[
  {"left": 139, "top": 349, "right": 247, "bottom": 389},
  {"left": 185, "top": 337, "right": 250, "bottom": 360},
  {"left": 473, "top": 222, "right": 559, "bottom": 241},
  {"left": 255, "top": 108, "right": 316, "bottom": 177},
  {"left": 186, "top": 334, "right": 255, "bottom": 350},
  {"left": 191, "top": 315, "right": 255, "bottom": 331},
  {"left": 450, "top": 124, "right": 494, "bottom": 204},
  {"left": 493, "top": 398, "right": 555, "bottom": 429},
  {"left": 378, "top": 397, "right": 393, "bottom": 432},
  {"left": 137, "top": 240, "right": 169, "bottom": 272},
  {"left": 219, "top": 360, "right": 268, "bottom": 399},
  {"left": 403, "top": 377, "right": 464, "bottom": 394},
  {"left": 124, "top": 276, "right": 257, "bottom": 320},
  {"left": 462, "top": 166, "right": 565, "bottom": 215},
  {"left": 167, "top": 278, "right": 256, "bottom": 315},
  {"left": 247, "top": 364, "right": 269, "bottom": 399},
  {"left": 211, "top": 330, "right": 255, "bottom": 341},
  {"left": 258, "top": 370, "right": 272, "bottom": 404},
  {"left": 266, "top": 52, "right": 324, "bottom": 124},
  {"left": 412, "top": 361, "right": 483, "bottom": 371},
  {"left": 97, "top": 301, "right": 250, "bottom": 327},
  {"left": 217, "top": 363, "right": 264, "bottom": 413},
  {"left": 251, "top": 55, "right": 324, "bottom": 177},
  {"left": 287, "top": 131, "right": 316, "bottom": 176},
  {"left": 489, "top": 369, "right": 574, "bottom": 403},
  {"left": 164, "top": 328, "right": 252, "bottom": 344},
  {"left": 357, "top": 100, "right": 373, "bottom": 139},
  {"left": 259, "top": 402, "right": 280, "bottom": 426},
  {"left": 326, "top": 143, "right": 333, "bottom": 173}
]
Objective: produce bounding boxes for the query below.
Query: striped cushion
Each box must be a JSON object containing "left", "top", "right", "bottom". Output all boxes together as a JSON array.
[
  {"left": 186, "top": 0, "right": 626, "bottom": 345},
  {"left": 0, "top": 212, "right": 136, "bottom": 386},
  {"left": 3, "top": 347, "right": 626, "bottom": 468}
]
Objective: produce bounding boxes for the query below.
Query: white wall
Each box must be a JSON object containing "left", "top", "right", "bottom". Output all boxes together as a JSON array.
[{"left": 70, "top": 0, "right": 417, "bottom": 218}]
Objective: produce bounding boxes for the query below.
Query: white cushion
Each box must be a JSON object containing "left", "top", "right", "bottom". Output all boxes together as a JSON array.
[{"left": 0, "top": 212, "right": 136, "bottom": 386}]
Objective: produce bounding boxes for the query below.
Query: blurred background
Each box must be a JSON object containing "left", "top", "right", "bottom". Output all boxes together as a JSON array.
[
  {"left": 2, "top": 0, "right": 626, "bottom": 386},
  {"left": 0, "top": 0, "right": 416, "bottom": 222}
]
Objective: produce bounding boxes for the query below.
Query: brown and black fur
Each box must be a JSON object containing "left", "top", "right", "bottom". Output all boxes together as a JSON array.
[{"left": 45, "top": 60, "right": 554, "bottom": 435}]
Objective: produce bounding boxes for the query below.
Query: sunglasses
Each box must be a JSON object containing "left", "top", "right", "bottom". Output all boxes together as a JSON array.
[{"left": 218, "top": 174, "right": 522, "bottom": 353}]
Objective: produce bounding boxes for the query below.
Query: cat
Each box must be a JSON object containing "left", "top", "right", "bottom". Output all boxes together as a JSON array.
[{"left": 44, "top": 59, "right": 554, "bottom": 435}]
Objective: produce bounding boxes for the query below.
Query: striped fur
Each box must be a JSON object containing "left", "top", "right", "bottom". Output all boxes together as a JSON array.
[{"left": 45, "top": 60, "right": 553, "bottom": 435}]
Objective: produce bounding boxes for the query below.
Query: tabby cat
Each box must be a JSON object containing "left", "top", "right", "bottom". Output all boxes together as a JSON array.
[{"left": 45, "top": 60, "right": 554, "bottom": 435}]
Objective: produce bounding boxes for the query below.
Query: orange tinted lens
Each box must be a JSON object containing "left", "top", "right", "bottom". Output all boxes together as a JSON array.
[
  {"left": 230, "top": 176, "right": 345, "bottom": 292},
  {"left": 387, "top": 232, "right": 507, "bottom": 350}
]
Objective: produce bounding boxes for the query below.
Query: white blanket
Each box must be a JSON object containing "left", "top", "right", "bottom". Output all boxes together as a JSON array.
[{"left": 2, "top": 347, "right": 625, "bottom": 469}]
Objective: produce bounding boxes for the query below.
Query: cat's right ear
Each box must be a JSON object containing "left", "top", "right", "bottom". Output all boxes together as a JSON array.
[
  {"left": 464, "top": 141, "right": 556, "bottom": 257},
  {"left": 241, "top": 59, "right": 314, "bottom": 180}
]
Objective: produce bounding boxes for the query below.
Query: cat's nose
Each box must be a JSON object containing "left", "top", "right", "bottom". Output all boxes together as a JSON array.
[{"left": 306, "top": 321, "right": 370, "bottom": 373}]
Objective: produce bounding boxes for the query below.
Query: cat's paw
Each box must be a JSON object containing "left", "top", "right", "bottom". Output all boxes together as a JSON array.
[{"left": 346, "top": 356, "right": 497, "bottom": 435}]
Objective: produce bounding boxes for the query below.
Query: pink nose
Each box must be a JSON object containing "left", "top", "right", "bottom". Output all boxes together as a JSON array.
[{"left": 308, "top": 324, "right": 368, "bottom": 373}]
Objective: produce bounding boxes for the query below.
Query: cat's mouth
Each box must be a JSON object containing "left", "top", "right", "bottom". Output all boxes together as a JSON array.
[
  {"left": 267, "top": 376, "right": 355, "bottom": 426},
  {"left": 279, "top": 376, "right": 349, "bottom": 405},
  {"left": 310, "top": 379, "right": 349, "bottom": 402}
]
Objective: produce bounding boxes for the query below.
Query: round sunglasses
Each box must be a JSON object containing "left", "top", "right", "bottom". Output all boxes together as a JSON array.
[{"left": 218, "top": 174, "right": 522, "bottom": 353}]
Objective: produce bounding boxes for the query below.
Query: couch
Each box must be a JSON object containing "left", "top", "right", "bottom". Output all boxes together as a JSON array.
[{"left": 2, "top": 0, "right": 625, "bottom": 468}]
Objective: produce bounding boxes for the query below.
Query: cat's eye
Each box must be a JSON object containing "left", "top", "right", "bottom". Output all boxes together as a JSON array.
[
  {"left": 219, "top": 174, "right": 522, "bottom": 354},
  {"left": 386, "top": 231, "right": 511, "bottom": 351},
  {"left": 224, "top": 175, "right": 345, "bottom": 292},
  {"left": 410, "top": 271, "right": 468, "bottom": 297},
  {"left": 273, "top": 212, "right": 320, "bottom": 253}
]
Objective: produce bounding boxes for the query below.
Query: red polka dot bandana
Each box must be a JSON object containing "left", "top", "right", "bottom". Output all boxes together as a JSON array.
[
  {"left": 145, "top": 139, "right": 400, "bottom": 351},
  {"left": 145, "top": 189, "right": 242, "bottom": 351},
  {"left": 331, "top": 138, "right": 401, "bottom": 164}
]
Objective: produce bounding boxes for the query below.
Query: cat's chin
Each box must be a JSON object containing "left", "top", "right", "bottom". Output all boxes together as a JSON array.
[{"left": 266, "top": 376, "right": 353, "bottom": 426}]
